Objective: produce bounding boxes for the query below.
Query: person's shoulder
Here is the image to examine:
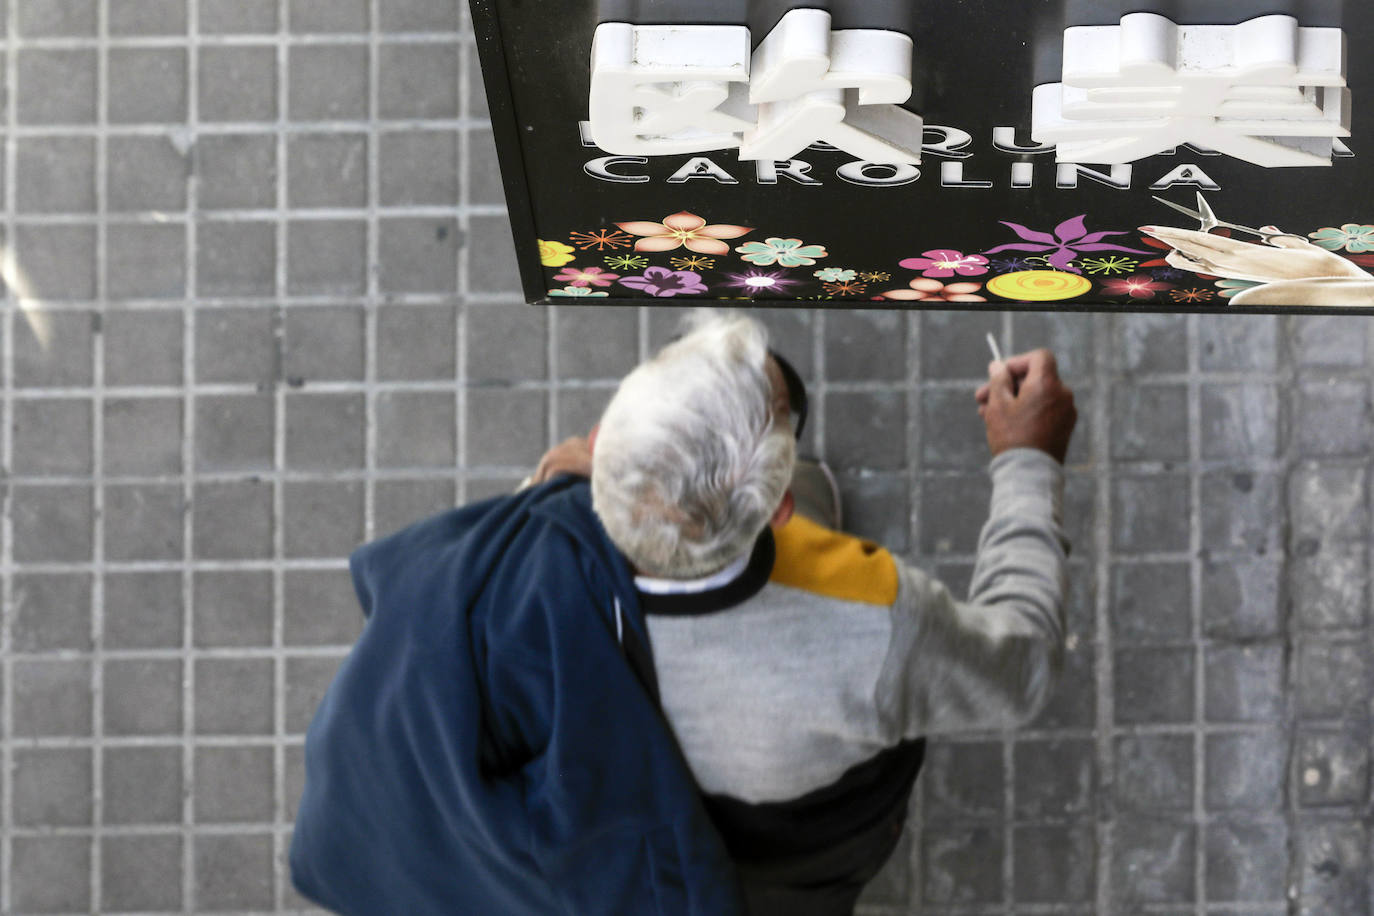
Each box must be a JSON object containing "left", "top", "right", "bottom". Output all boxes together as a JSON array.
[{"left": 769, "top": 514, "right": 899, "bottom": 606}]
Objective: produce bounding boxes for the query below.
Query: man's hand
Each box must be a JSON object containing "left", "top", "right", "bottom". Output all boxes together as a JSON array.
[
  {"left": 529, "top": 436, "right": 593, "bottom": 485},
  {"left": 975, "top": 349, "right": 1077, "bottom": 464}
]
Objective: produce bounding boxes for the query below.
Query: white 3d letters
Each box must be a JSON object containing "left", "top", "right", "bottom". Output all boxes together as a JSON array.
[
  {"left": 588, "top": 11, "right": 922, "bottom": 165},
  {"left": 1033, "top": 14, "right": 1350, "bottom": 168}
]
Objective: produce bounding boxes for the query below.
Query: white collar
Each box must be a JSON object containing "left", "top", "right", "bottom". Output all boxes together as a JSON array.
[{"left": 634, "top": 551, "right": 752, "bottom": 595}]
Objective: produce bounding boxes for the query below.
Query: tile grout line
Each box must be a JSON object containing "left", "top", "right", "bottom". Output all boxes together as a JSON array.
[
  {"left": 903, "top": 311, "right": 922, "bottom": 905},
  {"left": 181, "top": 0, "right": 201, "bottom": 907},
  {"left": 362, "top": 0, "right": 381, "bottom": 539},
  {"left": 456, "top": 10, "right": 470, "bottom": 504},
  {"left": 1187, "top": 314, "right": 1206, "bottom": 915},
  {"left": 1, "top": 2, "right": 15, "bottom": 910},
  {"left": 272, "top": 0, "right": 291, "bottom": 907},
  {"left": 1093, "top": 314, "right": 1116, "bottom": 915},
  {"left": 89, "top": 0, "right": 111, "bottom": 907}
]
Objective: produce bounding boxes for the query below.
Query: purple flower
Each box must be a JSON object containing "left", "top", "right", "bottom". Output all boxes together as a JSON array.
[
  {"left": 617, "top": 266, "right": 708, "bottom": 298},
  {"left": 984, "top": 215, "right": 1150, "bottom": 274}
]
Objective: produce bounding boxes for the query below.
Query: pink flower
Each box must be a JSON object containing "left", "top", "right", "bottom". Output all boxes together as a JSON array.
[
  {"left": 615, "top": 211, "right": 753, "bottom": 256},
  {"left": 1101, "top": 274, "right": 1174, "bottom": 300},
  {"left": 899, "top": 249, "right": 989, "bottom": 278},
  {"left": 879, "top": 278, "right": 987, "bottom": 302},
  {"left": 553, "top": 265, "right": 618, "bottom": 288}
]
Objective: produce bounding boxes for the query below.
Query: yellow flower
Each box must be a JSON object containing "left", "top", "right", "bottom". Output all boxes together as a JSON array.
[{"left": 538, "top": 239, "right": 576, "bottom": 267}]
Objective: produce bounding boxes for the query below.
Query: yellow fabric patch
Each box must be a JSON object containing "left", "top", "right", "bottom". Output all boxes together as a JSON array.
[{"left": 769, "top": 513, "right": 899, "bottom": 606}]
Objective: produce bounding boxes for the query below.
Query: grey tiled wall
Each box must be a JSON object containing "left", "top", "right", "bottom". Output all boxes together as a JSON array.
[{"left": 3, "top": 2, "right": 1372, "bottom": 914}]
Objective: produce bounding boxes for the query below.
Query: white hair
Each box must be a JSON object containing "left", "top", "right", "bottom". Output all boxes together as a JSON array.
[{"left": 591, "top": 310, "right": 796, "bottom": 579}]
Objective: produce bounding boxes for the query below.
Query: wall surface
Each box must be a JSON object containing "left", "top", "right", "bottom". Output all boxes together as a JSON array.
[{"left": 1, "top": 1, "right": 1370, "bottom": 914}]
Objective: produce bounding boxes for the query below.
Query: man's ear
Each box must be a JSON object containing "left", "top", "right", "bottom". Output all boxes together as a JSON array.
[
  {"left": 769, "top": 490, "right": 794, "bottom": 530},
  {"left": 588, "top": 423, "right": 599, "bottom": 456}
]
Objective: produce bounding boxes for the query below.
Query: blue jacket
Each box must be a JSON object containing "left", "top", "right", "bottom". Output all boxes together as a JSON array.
[{"left": 290, "top": 477, "right": 745, "bottom": 915}]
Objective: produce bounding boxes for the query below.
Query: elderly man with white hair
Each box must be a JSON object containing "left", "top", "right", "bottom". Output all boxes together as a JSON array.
[{"left": 291, "top": 310, "right": 1076, "bottom": 916}]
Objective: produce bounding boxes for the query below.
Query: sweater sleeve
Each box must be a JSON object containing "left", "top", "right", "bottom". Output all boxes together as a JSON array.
[{"left": 877, "top": 448, "right": 1069, "bottom": 737}]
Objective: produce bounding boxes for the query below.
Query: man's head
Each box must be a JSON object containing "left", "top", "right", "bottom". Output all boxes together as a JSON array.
[{"left": 591, "top": 310, "right": 797, "bottom": 579}]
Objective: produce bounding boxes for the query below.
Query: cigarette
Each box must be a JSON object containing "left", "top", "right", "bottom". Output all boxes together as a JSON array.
[{"left": 986, "top": 333, "right": 1004, "bottom": 365}]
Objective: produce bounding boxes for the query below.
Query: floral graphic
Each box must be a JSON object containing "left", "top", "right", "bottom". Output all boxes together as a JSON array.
[
  {"left": 879, "top": 278, "right": 987, "bottom": 303},
  {"left": 605, "top": 254, "right": 648, "bottom": 270},
  {"left": 549, "top": 286, "right": 609, "bottom": 298},
  {"left": 985, "top": 215, "right": 1150, "bottom": 274},
  {"left": 1101, "top": 275, "right": 1174, "bottom": 300},
  {"left": 539, "top": 239, "right": 576, "bottom": 267},
  {"left": 671, "top": 255, "right": 716, "bottom": 271},
  {"left": 822, "top": 280, "right": 868, "bottom": 296},
  {"left": 860, "top": 271, "right": 891, "bottom": 282},
  {"left": 1309, "top": 224, "right": 1374, "bottom": 253},
  {"left": 553, "top": 266, "right": 618, "bottom": 288},
  {"left": 616, "top": 211, "right": 753, "bottom": 255},
  {"left": 1215, "top": 278, "right": 1263, "bottom": 299},
  {"left": 569, "top": 228, "right": 633, "bottom": 251},
  {"left": 989, "top": 258, "right": 1034, "bottom": 273},
  {"left": 618, "top": 267, "right": 708, "bottom": 298},
  {"left": 721, "top": 269, "right": 801, "bottom": 297},
  {"left": 815, "top": 267, "right": 857, "bottom": 282},
  {"left": 899, "top": 250, "right": 989, "bottom": 278},
  {"left": 1170, "top": 288, "right": 1215, "bottom": 303},
  {"left": 1080, "top": 256, "right": 1140, "bottom": 276},
  {"left": 737, "top": 238, "right": 829, "bottom": 267}
]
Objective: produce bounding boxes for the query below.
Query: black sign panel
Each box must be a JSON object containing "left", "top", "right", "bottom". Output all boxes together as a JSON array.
[{"left": 472, "top": 0, "right": 1374, "bottom": 312}]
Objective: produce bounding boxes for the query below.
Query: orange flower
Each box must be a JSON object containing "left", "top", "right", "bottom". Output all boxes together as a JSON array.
[{"left": 615, "top": 211, "right": 753, "bottom": 256}]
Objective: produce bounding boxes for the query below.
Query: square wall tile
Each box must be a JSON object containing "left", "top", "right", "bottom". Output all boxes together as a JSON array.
[
  {"left": 1200, "top": 470, "right": 1280, "bottom": 556},
  {"left": 1290, "top": 542, "right": 1368, "bottom": 631},
  {"left": 196, "top": 221, "right": 277, "bottom": 296},
  {"left": 103, "top": 484, "right": 186, "bottom": 562},
  {"left": 13, "top": 659, "right": 91, "bottom": 737},
  {"left": 108, "top": 48, "right": 188, "bottom": 123},
  {"left": 1110, "top": 817, "right": 1196, "bottom": 905},
  {"left": 14, "top": 746, "right": 92, "bottom": 826},
  {"left": 193, "top": 570, "right": 273, "bottom": 648},
  {"left": 192, "top": 480, "right": 273, "bottom": 560},
  {"left": 105, "top": 309, "right": 184, "bottom": 387},
  {"left": 196, "top": 134, "right": 277, "bottom": 210},
  {"left": 922, "top": 740, "right": 1004, "bottom": 822},
  {"left": 16, "top": 136, "right": 96, "bottom": 213},
  {"left": 1114, "top": 734, "right": 1194, "bottom": 811},
  {"left": 467, "top": 215, "right": 521, "bottom": 294},
  {"left": 104, "top": 746, "right": 184, "bottom": 824},
  {"left": 195, "top": 306, "right": 276, "bottom": 383},
  {"left": 104, "top": 658, "right": 183, "bottom": 736},
  {"left": 379, "top": 391, "right": 457, "bottom": 467},
  {"left": 287, "top": 220, "right": 368, "bottom": 295},
  {"left": 379, "top": 217, "right": 460, "bottom": 293},
  {"left": 1292, "top": 316, "right": 1367, "bottom": 368},
  {"left": 195, "top": 657, "right": 274, "bottom": 735},
  {"left": 379, "top": 0, "right": 459, "bottom": 30},
  {"left": 465, "top": 389, "right": 545, "bottom": 468},
  {"left": 920, "top": 311, "right": 999, "bottom": 380},
  {"left": 1205, "top": 731, "right": 1285, "bottom": 809},
  {"left": 283, "top": 479, "right": 365, "bottom": 558},
  {"left": 17, "top": 0, "right": 96, "bottom": 35},
  {"left": 1198, "top": 316, "right": 1279, "bottom": 372},
  {"left": 378, "top": 305, "right": 457, "bottom": 380},
  {"left": 1204, "top": 820, "right": 1288, "bottom": 902},
  {"left": 107, "top": 223, "right": 188, "bottom": 300},
  {"left": 465, "top": 304, "right": 547, "bottom": 382},
  {"left": 1205, "top": 644, "right": 1285, "bottom": 723},
  {"left": 1289, "top": 464, "right": 1367, "bottom": 545},
  {"left": 378, "top": 44, "right": 459, "bottom": 119},
  {"left": 286, "top": 655, "right": 345, "bottom": 732},
  {"left": 374, "top": 478, "right": 456, "bottom": 536},
  {"left": 198, "top": 47, "right": 278, "bottom": 122},
  {"left": 1297, "top": 729, "right": 1370, "bottom": 807},
  {"left": 198, "top": 0, "right": 276, "bottom": 32},
  {"left": 290, "top": 0, "right": 369, "bottom": 32},
  {"left": 922, "top": 826, "right": 1003, "bottom": 905},
  {"left": 825, "top": 390, "right": 906, "bottom": 471},
  {"left": 919, "top": 473, "right": 990, "bottom": 556},
  {"left": 1201, "top": 556, "right": 1283, "bottom": 640},
  {"left": 1110, "top": 562, "right": 1191, "bottom": 644},
  {"left": 102, "top": 834, "right": 183, "bottom": 912},
  {"left": 284, "top": 569, "right": 364, "bottom": 646},
  {"left": 104, "top": 397, "right": 183, "bottom": 475},
  {"left": 825, "top": 310, "right": 907, "bottom": 381},
  {"left": 283, "top": 306, "right": 365, "bottom": 382},
  {"left": 1114, "top": 647, "right": 1195, "bottom": 724},
  {"left": 556, "top": 387, "right": 613, "bottom": 442},
  {"left": 17, "top": 49, "right": 98, "bottom": 124},
  {"left": 284, "top": 392, "right": 366, "bottom": 470},
  {"left": 1296, "top": 640, "right": 1370, "bottom": 719},
  {"left": 1111, "top": 474, "right": 1191, "bottom": 554},
  {"left": 110, "top": 0, "right": 188, "bottom": 34},
  {"left": 1295, "top": 820, "right": 1369, "bottom": 915},
  {"left": 15, "top": 224, "right": 97, "bottom": 298},
  {"left": 195, "top": 393, "right": 275, "bottom": 472},
  {"left": 12, "top": 573, "right": 91, "bottom": 652},
  {"left": 195, "top": 745, "right": 275, "bottom": 822},
  {"left": 289, "top": 45, "right": 369, "bottom": 121},
  {"left": 1295, "top": 379, "right": 1372, "bottom": 458},
  {"left": 1200, "top": 384, "right": 1281, "bottom": 460},
  {"left": 1013, "top": 823, "right": 1095, "bottom": 904},
  {"left": 1112, "top": 314, "right": 1187, "bottom": 374},
  {"left": 920, "top": 387, "right": 986, "bottom": 470},
  {"left": 105, "top": 572, "right": 185, "bottom": 650},
  {"left": 379, "top": 129, "right": 459, "bottom": 206},
  {"left": 12, "top": 836, "right": 91, "bottom": 913},
  {"left": 13, "top": 397, "right": 92, "bottom": 476},
  {"left": 1028, "top": 643, "right": 1096, "bottom": 730},
  {"left": 15, "top": 310, "right": 93, "bottom": 388},
  {"left": 1013, "top": 738, "right": 1095, "bottom": 819},
  {"left": 193, "top": 833, "right": 275, "bottom": 911},
  {"left": 554, "top": 306, "right": 639, "bottom": 380},
  {"left": 288, "top": 133, "right": 368, "bottom": 207},
  {"left": 1110, "top": 384, "right": 1189, "bottom": 461},
  {"left": 13, "top": 484, "right": 94, "bottom": 563}
]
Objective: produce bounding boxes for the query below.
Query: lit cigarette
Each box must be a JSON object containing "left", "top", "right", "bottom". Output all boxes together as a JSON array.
[{"left": 986, "top": 333, "right": 1004, "bottom": 365}]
